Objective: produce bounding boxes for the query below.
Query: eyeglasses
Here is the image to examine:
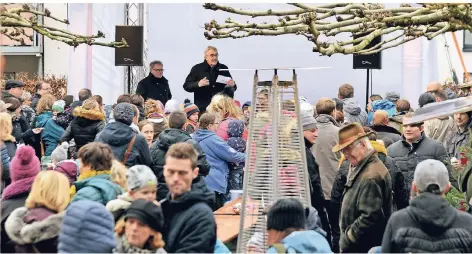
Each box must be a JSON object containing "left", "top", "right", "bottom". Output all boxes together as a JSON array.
[
  {"left": 208, "top": 53, "right": 219, "bottom": 57},
  {"left": 152, "top": 69, "right": 164, "bottom": 72}
]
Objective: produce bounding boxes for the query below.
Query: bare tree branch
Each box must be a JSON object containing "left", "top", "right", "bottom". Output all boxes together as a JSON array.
[
  {"left": 203, "top": 3, "right": 472, "bottom": 56},
  {"left": 1, "top": 4, "right": 127, "bottom": 48}
]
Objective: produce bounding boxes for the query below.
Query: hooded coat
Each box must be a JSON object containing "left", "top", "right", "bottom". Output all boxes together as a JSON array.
[
  {"left": 150, "top": 128, "right": 211, "bottom": 200},
  {"left": 35, "top": 112, "right": 64, "bottom": 156},
  {"left": 424, "top": 116, "right": 455, "bottom": 147},
  {"left": 342, "top": 98, "right": 368, "bottom": 126},
  {"left": 161, "top": 176, "right": 216, "bottom": 253},
  {"left": 105, "top": 192, "right": 133, "bottom": 222},
  {"left": 381, "top": 193, "right": 472, "bottom": 253},
  {"left": 95, "top": 121, "right": 152, "bottom": 167},
  {"left": 367, "top": 99, "right": 396, "bottom": 125},
  {"left": 70, "top": 174, "right": 123, "bottom": 205},
  {"left": 266, "top": 231, "right": 332, "bottom": 254},
  {"left": 11, "top": 114, "right": 29, "bottom": 144},
  {"left": 389, "top": 111, "right": 408, "bottom": 133},
  {"left": 312, "top": 114, "right": 340, "bottom": 200},
  {"left": 136, "top": 73, "right": 172, "bottom": 105},
  {"left": 5, "top": 207, "right": 63, "bottom": 253},
  {"left": 183, "top": 61, "right": 236, "bottom": 112},
  {"left": 193, "top": 129, "right": 245, "bottom": 194},
  {"left": 52, "top": 160, "right": 78, "bottom": 185},
  {"left": 61, "top": 106, "right": 106, "bottom": 153}
]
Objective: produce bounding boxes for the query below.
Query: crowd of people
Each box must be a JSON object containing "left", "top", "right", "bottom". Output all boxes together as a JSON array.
[{"left": 1, "top": 45, "right": 472, "bottom": 253}]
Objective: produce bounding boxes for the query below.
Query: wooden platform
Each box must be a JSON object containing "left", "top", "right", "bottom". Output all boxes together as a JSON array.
[{"left": 214, "top": 197, "right": 259, "bottom": 243}]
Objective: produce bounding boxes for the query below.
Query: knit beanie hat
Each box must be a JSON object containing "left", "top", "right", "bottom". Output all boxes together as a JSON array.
[
  {"left": 164, "top": 99, "right": 180, "bottom": 114},
  {"left": 51, "top": 142, "right": 69, "bottom": 163},
  {"left": 124, "top": 199, "right": 164, "bottom": 232},
  {"left": 300, "top": 111, "right": 318, "bottom": 131},
  {"left": 418, "top": 92, "right": 436, "bottom": 108},
  {"left": 113, "top": 102, "right": 135, "bottom": 125},
  {"left": 385, "top": 92, "right": 400, "bottom": 104},
  {"left": 10, "top": 145, "right": 40, "bottom": 182},
  {"left": 267, "top": 198, "right": 306, "bottom": 231},
  {"left": 52, "top": 100, "right": 66, "bottom": 113},
  {"left": 183, "top": 99, "right": 199, "bottom": 119},
  {"left": 126, "top": 165, "right": 158, "bottom": 191}
]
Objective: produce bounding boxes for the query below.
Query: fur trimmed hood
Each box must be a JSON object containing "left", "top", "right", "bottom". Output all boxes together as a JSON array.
[
  {"left": 73, "top": 106, "right": 105, "bottom": 121},
  {"left": 5, "top": 207, "right": 64, "bottom": 245}
]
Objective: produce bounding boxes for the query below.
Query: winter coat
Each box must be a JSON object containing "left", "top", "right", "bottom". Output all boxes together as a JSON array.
[
  {"left": 95, "top": 121, "right": 151, "bottom": 167},
  {"left": 447, "top": 120, "right": 472, "bottom": 160},
  {"left": 105, "top": 192, "right": 133, "bottom": 222},
  {"left": 58, "top": 200, "right": 116, "bottom": 253},
  {"left": 266, "top": 231, "right": 332, "bottom": 254},
  {"left": 114, "top": 233, "right": 167, "bottom": 253},
  {"left": 367, "top": 99, "right": 396, "bottom": 125},
  {"left": 312, "top": 114, "right": 340, "bottom": 200},
  {"left": 61, "top": 106, "right": 106, "bottom": 153},
  {"left": 183, "top": 61, "right": 236, "bottom": 112},
  {"left": 70, "top": 173, "right": 123, "bottom": 205},
  {"left": 136, "top": 105, "right": 146, "bottom": 122},
  {"left": 20, "top": 105, "right": 36, "bottom": 127},
  {"left": 11, "top": 114, "right": 30, "bottom": 144},
  {"left": 370, "top": 124, "right": 402, "bottom": 148},
  {"left": 1, "top": 192, "right": 29, "bottom": 253},
  {"left": 35, "top": 111, "right": 65, "bottom": 156},
  {"left": 161, "top": 176, "right": 216, "bottom": 253},
  {"left": 214, "top": 239, "right": 231, "bottom": 254},
  {"left": 389, "top": 112, "right": 407, "bottom": 133},
  {"left": 381, "top": 193, "right": 472, "bottom": 253},
  {"left": 424, "top": 116, "right": 455, "bottom": 147},
  {"left": 305, "top": 138, "right": 330, "bottom": 236},
  {"left": 216, "top": 117, "right": 248, "bottom": 142},
  {"left": 31, "top": 93, "right": 41, "bottom": 111},
  {"left": 136, "top": 73, "right": 172, "bottom": 105},
  {"left": 69, "top": 100, "right": 83, "bottom": 110},
  {"left": 388, "top": 132, "right": 455, "bottom": 190},
  {"left": 5, "top": 206, "right": 63, "bottom": 253},
  {"left": 193, "top": 129, "right": 245, "bottom": 194},
  {"left": 342, "top": 98, "right": 368, "bottom": 126},
  {"left": 183, "top": 120, "right": 198, "bottom": 135},
  {"left": 2, "top": 90, "right": 17, "bottom": 100},
  {"left": 1, "top": 144, "right": 10, "bottom": 184},
  {"left": 151, "top": 128, "right": 211, "bottom": 200},
  {"left": 339, "top": 150, "right": 392, "bottom": 253}
]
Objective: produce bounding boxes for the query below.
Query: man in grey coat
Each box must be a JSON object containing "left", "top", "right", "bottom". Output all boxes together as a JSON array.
[
  {"left": 338, "top": 84, "right": 368, "bottom": 126},
  {"left": 312, "top": 98, "right": 341, "bottom": 243}
]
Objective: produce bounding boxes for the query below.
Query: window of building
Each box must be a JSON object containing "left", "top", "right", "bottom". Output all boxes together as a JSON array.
[{"left": 464, "top": 30, "right": 472, "bottom": 52}]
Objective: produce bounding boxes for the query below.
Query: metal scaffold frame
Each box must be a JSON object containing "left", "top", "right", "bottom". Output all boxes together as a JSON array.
[{"left": 124, "top": 3, "right": 148, "bottom": 94}]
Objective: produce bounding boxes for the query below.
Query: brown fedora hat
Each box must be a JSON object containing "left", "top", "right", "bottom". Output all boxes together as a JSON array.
[{"left": 332, "top": 123, "right": 371, "bottom": 153}]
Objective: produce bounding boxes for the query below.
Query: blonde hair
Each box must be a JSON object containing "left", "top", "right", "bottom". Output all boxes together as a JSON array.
[
  {"left": 110, "top": 160, "right": 127, "bottom": 191},
  {"left": 82, "top": 98, "right": 100, "bottom": 110},
  {"left": 21, "top": 91, "right": 32, "bottom": 102},
  {"left": 207, "top": 95, "right": 242, "bottom": 120},
  {"left": 0, "top": 112, "right": 14, "bottom": 142},
  {"left": 115, "top": 220, "right": 165, "bottom": 249},
  {"left": 25, "top": 171, "right": 70, "bottom": 212},
  {"left": 36, "top": 94, "right": 56, "bottom": 114}
]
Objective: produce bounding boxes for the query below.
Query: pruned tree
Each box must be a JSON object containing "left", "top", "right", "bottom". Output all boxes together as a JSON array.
[
  {"left": 203, "top": 3, "right": 472, "bottom": 56},
  {"left": 0, "top": 3, "right": 127, "bottom": 48}
]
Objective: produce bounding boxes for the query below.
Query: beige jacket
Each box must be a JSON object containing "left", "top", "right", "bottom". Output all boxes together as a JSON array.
[{"left": 424, "top": 116, "right": 454, "bottom": 147}]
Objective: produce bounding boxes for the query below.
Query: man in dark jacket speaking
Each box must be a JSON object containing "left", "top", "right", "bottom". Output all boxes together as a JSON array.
[
  {"left": 183, "top": 46, "right": 236, "bottom": 113},
  {"left": 136, "top": 60, "right": 172, "bottom": 104}
]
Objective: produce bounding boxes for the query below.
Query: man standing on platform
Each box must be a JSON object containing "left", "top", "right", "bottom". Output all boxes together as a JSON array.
[
  {"left": 183, "top": 46, "right": 235, "bottom": 114},
  {"left": 136, "top": 60, "right": 172, "bottom": 105}
]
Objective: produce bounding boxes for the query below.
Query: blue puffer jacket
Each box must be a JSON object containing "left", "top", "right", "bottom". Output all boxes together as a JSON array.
[
  {"left": 70, "top": 174, "right": 123, "bottom": 205},
  {"left": 193, "top": 129, "right": 245, "bottom": 194},
  {"left": 368, "top": 99, "right": 396, "bottom": 125},
  {"left": 266, "top": 231, "right": 332, "bottom": 253},
  {"left": 58, "top": 200, "right": 116, "bottom": 253},
  {"left": 35, "top": 112, "right": 64, "bottom": 156}
]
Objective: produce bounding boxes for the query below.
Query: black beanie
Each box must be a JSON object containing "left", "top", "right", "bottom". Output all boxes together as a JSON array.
[
  {"left": 124, "top": 199, "right": 164, "bottom": 232},
  {"left": 267, "top": 198, "right": 306, "bottom": 231}
]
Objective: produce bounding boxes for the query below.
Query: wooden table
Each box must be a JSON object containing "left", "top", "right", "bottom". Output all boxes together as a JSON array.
[{"left": 214, "top": 197, "right": 259, "bottom": 243}]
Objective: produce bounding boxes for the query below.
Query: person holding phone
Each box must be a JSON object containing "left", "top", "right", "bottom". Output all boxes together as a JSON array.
[{"left": 183, "top": 46, "right": 236, "bottom": 115}]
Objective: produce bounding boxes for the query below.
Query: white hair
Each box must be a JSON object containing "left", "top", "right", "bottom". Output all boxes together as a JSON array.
[{"left": 204, "top": 46, "right": 218, "bottom": 56}]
